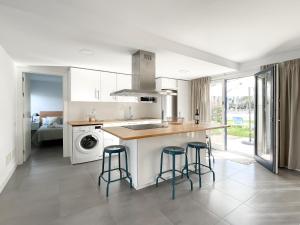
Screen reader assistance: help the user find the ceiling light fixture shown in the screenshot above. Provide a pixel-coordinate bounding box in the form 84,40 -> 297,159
79,48 -> 94,55
178,69 -> 190,74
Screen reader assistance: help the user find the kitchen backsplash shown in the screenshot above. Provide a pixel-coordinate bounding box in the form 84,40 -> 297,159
68,101 -> 161,121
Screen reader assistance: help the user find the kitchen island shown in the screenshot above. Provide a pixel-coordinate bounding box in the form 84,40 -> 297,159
102,122 -> 228,190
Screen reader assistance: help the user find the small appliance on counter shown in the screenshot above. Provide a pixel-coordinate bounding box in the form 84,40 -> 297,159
88,108 -> 96,122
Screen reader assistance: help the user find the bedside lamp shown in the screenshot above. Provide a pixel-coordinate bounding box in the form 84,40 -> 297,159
32,113 -> 40,122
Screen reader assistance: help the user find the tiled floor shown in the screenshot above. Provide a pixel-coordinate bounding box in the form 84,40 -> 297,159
1,144 -> 300,225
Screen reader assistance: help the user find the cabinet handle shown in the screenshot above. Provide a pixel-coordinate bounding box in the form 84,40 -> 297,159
97,90 -> 100,100
94,89 -> 97,99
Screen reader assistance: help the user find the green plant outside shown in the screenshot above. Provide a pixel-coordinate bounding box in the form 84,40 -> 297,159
210,119 -> 254,138
227,120 -> 254,137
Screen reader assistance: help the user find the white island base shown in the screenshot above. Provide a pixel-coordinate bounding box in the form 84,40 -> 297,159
120,131 -> 207,190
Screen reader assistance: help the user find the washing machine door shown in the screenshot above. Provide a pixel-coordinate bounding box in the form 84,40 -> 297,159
76,133 -> 99,153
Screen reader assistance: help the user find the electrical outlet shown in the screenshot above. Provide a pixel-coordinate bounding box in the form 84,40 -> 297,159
5,152 -> 12,166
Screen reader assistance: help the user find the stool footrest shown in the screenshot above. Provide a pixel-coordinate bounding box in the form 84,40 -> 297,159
100,175 -> 131,183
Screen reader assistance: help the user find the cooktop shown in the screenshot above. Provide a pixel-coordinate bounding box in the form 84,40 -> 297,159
122,124 -> 166,130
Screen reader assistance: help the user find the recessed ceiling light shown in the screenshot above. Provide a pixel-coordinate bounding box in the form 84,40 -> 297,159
79,48 -> 94,55
178,69 -> 190,74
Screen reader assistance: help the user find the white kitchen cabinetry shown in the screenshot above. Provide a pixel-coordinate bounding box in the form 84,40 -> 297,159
156,77 -> 178,90
103,131 -> 120,147
70,68 -> 100,102
100,72 -> 117,102
177,80 -> 191,121
116,74 -> 137,103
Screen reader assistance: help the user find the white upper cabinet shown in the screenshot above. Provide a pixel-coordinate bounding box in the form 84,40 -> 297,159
156,77 -> 178,90
116,74 -> 137,102
70,68 -> 100,102
177,80 -> 191,121
100,72 -> 117,102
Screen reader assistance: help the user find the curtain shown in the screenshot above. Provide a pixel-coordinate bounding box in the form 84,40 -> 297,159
278,59 -> 300,169
261,59 -> 300,170
191,77 -> 211,122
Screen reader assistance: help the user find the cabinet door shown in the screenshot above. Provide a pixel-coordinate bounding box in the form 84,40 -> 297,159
70,68 -> 100,102
116,74 -> 137,102
100,72 -> 117,102
177,80 -> 191,121
103,131 -> 120,147
156,77 -> 178,90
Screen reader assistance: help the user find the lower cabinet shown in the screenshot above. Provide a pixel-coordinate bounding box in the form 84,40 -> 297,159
103,131 -> 120,148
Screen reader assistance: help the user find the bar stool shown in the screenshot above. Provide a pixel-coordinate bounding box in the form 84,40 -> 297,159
98,145 -> 132,197
156,146 -> 193,200
184,141 -> 215,188
206,135 -> 215,164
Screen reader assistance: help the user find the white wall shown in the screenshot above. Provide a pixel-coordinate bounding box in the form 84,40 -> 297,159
0,46 -> 17,193
30,79 -> 63,114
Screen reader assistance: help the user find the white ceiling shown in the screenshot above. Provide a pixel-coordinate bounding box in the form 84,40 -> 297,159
1,0 -> 300,79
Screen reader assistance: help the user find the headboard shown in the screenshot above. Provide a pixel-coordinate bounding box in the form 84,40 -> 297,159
40,111 -> 63,118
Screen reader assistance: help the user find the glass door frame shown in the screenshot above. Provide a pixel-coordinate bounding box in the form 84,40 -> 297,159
211,75 -> 255,152
210,79 -> 226,151
254,66 -> 279,173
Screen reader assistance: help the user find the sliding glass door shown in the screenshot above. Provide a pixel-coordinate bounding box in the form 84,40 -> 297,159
210,80 -> 225,150
226,76 -> 255,156
210,76 -> 255,157
254,66 -> 278,173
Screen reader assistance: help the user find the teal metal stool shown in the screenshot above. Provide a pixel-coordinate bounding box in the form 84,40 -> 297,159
183,141 -> 215,188
156,146 -> 193,200
98,145 -> 132,197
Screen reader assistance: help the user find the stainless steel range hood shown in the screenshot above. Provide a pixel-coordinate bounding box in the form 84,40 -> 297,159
110,50 -> 160,97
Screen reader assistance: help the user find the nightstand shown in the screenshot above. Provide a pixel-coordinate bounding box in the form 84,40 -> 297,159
31,122 -> 40,131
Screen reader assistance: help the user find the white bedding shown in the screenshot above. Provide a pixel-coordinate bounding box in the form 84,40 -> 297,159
32,124 -> 63,145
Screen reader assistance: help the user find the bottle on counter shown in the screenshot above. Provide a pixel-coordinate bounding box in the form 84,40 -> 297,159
194,108 -> 200,124
89,108 -> 96,122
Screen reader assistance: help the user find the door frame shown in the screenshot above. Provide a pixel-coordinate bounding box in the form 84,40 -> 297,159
16,66 -> 69,164
254,65 -> 279,173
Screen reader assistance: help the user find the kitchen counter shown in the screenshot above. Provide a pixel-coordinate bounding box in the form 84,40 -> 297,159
68,118 -> 161,126
103,122 -> 228,140
107,122 -> 228,190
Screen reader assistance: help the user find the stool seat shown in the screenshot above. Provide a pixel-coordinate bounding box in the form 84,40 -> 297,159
187,142 -> 207,149
104,145 -> 126,153
163,146 -> 185,155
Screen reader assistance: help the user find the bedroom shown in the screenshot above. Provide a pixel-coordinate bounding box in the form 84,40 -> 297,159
26,73 -> 64,160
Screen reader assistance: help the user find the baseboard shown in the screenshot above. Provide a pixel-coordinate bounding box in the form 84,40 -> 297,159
0,162 -> 17,194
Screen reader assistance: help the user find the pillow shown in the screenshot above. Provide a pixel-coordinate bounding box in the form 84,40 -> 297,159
42,117 -> 57,126
56,117 -> 63,125
41,117 -> 49,126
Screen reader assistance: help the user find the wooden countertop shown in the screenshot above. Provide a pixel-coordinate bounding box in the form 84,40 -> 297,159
68,118 -> 160,126
102,122 -> 229,140
68,121 -> 104,126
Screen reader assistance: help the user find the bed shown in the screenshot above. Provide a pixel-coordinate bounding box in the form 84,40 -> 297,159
31,111 -> 63,145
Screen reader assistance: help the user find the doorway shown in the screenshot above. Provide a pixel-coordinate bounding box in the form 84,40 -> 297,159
226,76 -> 255,157
23,73 -> 64,162
210,76 -> 255,158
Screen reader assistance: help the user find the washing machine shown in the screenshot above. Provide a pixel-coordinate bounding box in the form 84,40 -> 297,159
72,125 -> 103,164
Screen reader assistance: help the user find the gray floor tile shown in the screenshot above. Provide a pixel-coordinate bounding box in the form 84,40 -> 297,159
160,195 -> 221,225
225,204 -> 300,225
190,188 -> 242,217
2,144 -> 300,225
